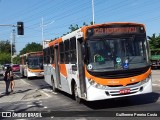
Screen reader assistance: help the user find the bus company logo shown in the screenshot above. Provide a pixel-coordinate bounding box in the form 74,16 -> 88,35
130,78 -> 136,82
107,80 -> 119,84
2,112 -> 11,117
2,112 -> 42,118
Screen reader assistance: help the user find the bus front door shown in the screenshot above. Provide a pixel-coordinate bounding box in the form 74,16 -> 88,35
54,46 -> 61,88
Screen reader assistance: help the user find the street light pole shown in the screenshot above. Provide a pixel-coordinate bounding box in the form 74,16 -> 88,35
41,17 -> 44,42
41,17 -> 55,42
10,29 -> 16,64
92,0 -> 95,25
11,30 -> 12,64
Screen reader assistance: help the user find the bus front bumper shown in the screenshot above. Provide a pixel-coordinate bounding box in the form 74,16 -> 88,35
86,78 -> 152,101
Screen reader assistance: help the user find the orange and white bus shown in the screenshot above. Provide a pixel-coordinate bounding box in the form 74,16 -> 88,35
20,51 -> 44,79
43,22 -> 152,102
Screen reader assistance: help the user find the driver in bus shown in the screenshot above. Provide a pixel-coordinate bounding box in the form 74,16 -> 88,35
93,43 -> 110,63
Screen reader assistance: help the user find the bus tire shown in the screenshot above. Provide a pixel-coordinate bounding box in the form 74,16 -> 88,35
51,76 -> 57,92
74,83 -> 81,103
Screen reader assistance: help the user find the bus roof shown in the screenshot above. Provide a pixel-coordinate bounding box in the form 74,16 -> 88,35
20,51 -> 43,57
47,22 -> 145,48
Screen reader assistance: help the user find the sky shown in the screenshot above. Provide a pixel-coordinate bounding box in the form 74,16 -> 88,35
0,0 -> 160,54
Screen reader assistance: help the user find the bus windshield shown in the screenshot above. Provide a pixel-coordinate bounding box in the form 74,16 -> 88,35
87,37 -> 149,71
28,56 -> 43,69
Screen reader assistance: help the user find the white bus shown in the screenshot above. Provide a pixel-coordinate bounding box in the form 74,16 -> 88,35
43,22 -> 152,103
20,51 -> 44,79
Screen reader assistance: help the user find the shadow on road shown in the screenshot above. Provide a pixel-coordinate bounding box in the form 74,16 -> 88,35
51,89 -> 159,110
0,89 -> 32,98
82,92 -> 159,110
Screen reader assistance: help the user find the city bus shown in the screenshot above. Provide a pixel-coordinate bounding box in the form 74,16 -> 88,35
20,51 -> 44,79
43,22 -> 152,102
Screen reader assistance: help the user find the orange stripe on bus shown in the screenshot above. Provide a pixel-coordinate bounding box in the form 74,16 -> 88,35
59,64 -> 67,77
51,64 -> 67,77
28,68 -> 43,73
85,68 -> 151,86
49,38 -> 62,47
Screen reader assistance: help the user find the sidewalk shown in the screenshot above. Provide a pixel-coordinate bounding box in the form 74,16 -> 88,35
0,77 -> 50,103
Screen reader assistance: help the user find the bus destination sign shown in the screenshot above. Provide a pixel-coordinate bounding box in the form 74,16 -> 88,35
29,53 -> 43,57
88,26 -> 145,36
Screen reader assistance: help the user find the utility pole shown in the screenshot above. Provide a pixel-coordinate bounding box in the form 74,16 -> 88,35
41,17 -> 44,43
92,0 -> 95,25
0,22 -> 24,64
10,29 -> 16,64
40,17 -> 54,42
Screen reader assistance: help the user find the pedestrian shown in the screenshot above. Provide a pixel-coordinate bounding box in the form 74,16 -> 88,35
3,66 -> 11,95
9,67 -> 15,93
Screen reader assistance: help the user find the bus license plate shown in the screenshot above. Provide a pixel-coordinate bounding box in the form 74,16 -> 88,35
120,88 -> 130,94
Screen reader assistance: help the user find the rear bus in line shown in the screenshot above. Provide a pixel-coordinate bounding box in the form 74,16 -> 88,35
20,51 -> 44,79
43,22 -> 152,102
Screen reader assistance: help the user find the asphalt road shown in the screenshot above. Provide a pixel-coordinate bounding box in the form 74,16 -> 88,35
0,70 -> 159,120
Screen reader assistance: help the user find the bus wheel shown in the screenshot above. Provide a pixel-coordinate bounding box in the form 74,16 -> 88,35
74,83 -> 81,103
51,77 -> 57,92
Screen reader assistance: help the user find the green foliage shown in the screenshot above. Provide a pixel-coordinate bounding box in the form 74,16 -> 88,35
0,53 -> 11,64
0,40 -> 16,54
19,42 -> 42,55
148,34 -> 160,50
13,55 -> 20,64
69,24 -> 79,32
0,40 -> 16,64
68,21 -> 95,33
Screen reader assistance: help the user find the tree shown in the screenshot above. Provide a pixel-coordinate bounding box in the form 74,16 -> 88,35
13,55 -> 20,64
0,40 -> 15,64
19,42 -> 42,55
148,34 -> 160,50
83,22 -> 88,26
69,24 -> 79,32
0,40 -> 16,54
68,21 -> 95,33
0,53 -> 11,64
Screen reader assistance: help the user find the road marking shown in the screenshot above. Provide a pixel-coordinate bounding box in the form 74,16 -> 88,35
42,88 -> 57,95
39,103 -> 43,106
44,106 -> 47,109
75,118 -> 87,120
34,101 -> 42,103
27,105 -> 36,107
152,84 -> 160,87
20,79 -> 31,85
8,110 -> 14,112
39,89 -> 51,97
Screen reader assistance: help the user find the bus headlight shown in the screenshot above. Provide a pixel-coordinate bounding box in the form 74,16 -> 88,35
88,78 -> 108,89
88,78 -> 96,85
141,74 -> 151,85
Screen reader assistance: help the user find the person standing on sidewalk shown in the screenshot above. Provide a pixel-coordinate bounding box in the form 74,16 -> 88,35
9,67 -> 15,93
3,66 -> 11,95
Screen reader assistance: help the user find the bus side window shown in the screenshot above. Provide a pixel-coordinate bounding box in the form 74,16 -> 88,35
47,47 -> 50,64
50,46 -> 54,64
59,42 -> 64,64
43,48 -> 47,64
70,37 -> 77,64
64,40 -> 70,64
